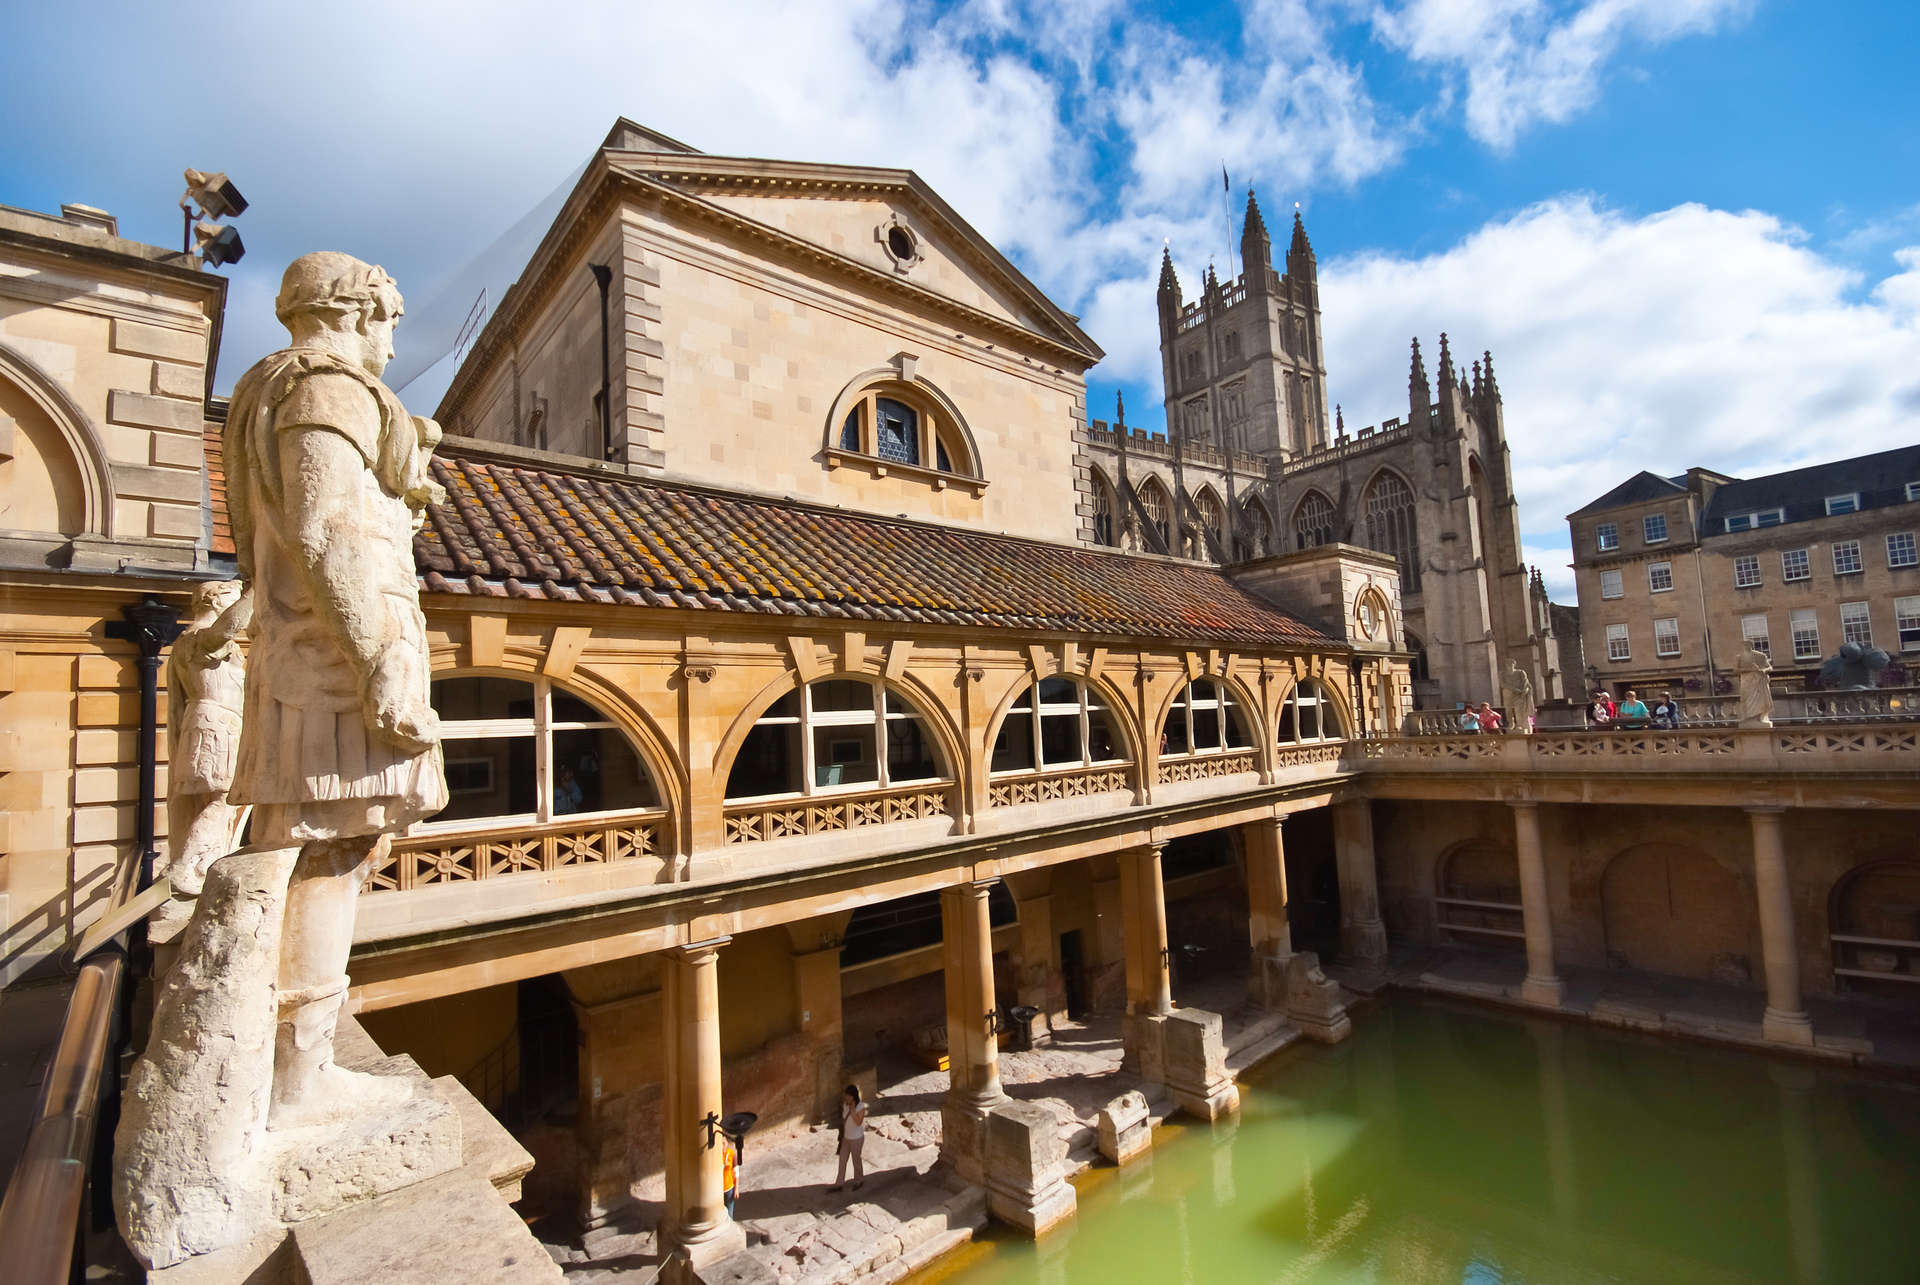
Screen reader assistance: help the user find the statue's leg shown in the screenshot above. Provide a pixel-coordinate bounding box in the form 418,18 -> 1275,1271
269,832 -> 408,1130
150,792 -> 232,945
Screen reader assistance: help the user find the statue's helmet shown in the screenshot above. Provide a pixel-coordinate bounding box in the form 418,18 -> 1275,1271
274,251 -> 402,330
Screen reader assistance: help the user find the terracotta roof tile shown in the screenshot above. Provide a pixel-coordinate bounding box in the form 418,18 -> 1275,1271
415,456 -> 1333,649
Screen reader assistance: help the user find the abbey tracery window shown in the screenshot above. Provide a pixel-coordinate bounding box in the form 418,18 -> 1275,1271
991,677 -> 1127,774
1196,490 -> 1225,553
1362,471 -> 1422,593
1160,678 -> 1253,757
428,675 -> 660,828
1240,500 -> 1273,559
1093,475 -> 1117,546
1139,481 -> 1172,548
1277,678 -> 1345,744
1293,490 -> 1335,550
726,678 -> 946,801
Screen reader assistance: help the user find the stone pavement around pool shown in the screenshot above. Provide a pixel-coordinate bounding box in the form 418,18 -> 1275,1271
539,976 -> 1301,1283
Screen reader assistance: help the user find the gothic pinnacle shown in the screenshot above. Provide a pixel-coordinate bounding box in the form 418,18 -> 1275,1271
1437,332 -> 1455,388
1289,206 -> 1312,259
1482,349 -> 1500,400
1157,242 -> 1180,296
1243,189 -> 1269,242
1409,336 -> 1429,396
1116,389 -> 1126,427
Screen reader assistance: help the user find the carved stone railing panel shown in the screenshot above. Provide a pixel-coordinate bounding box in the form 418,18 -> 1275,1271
988,764 -> 1133,809
1777,687 -> 1919,723
1273,742 -> 1346,770
367,813 -> 668,894
723,782 -> 953,845
1776,727 -> 1920,755
1359,723 -> 1920,773
1158,750 -> 1258,783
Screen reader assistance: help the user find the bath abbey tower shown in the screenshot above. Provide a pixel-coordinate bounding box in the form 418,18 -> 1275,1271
1076,193 -> 1564,711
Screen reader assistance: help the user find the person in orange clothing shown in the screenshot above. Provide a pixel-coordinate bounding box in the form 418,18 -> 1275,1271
722,1131 -> 739,1220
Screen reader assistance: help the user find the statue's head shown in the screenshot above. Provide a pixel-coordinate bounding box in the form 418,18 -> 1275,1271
1839,641 -> 1863,662
275,252 -> 404,377
190,579 -> 243,621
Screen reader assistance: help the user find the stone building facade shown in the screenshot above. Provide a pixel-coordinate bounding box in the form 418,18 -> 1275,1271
1568,445 -> 1920,694
1074,194 -> 1561,713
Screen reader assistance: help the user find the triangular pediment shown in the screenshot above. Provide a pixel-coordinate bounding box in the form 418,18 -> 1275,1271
606,153 -> 1101,364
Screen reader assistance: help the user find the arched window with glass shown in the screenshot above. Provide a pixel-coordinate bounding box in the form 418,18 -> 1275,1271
428,675 -> 661,828
991,677 -> 1128,775
834,381 -> 977,479
1293,490 -> 1336,551
1240,498 -> 1273,559
726,677 -> 948,802
1277,678 -> 1346,744
1092,473 -> 1118,547
1195,489 -> 1225,556
1159,678 -> 1254,758
1138,479 -> 1173,549
1362,469 -> 1421,592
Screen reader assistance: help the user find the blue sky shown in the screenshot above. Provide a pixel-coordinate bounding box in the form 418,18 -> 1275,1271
3,0 -> 1917,598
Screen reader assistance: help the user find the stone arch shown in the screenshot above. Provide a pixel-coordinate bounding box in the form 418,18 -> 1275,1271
1829,859 -> 1920,996
1149,668 -> 1265,755
1291,488 -> 1336,551
1359,466 -> 1421,593
712,667 -> 967,797
1600,843 -> 1757,983
0,340 -> 115,539
425,654 -> 687,827
823,366 -> 983,477
982,668 -> 1143,773
1239,495 -> 1274,559
1435,838 -> 1524,951
1274,675 -> 1350,743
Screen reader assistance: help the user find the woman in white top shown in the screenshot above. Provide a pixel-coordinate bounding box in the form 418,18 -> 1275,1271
828,1084 -> 867,1192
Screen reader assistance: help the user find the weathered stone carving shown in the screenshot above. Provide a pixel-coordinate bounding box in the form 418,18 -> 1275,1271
1284,951 -> 1353,1043
150,579 -> 251,945
1096,1090 -> 1151,1166
116,252 -> 452,1268
1501,660 -> 1536,735
1818,640 -> 1891,691
1736,645 -> 1774,728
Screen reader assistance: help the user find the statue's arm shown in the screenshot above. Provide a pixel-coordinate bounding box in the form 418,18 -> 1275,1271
206,588 -> 253,652
276,382 -> 433,752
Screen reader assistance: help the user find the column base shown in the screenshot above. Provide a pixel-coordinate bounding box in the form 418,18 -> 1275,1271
939,1092 -> 1006,1187
1764,1007 -> 1816,1047
1251,952 -> 1290,1012
1520,974 -> 1566,1008
1120,1011 -> 1169,1085
1339,918 -> 1389,967
660,1217 -> 748,1284
983,1100 -> 1077,1238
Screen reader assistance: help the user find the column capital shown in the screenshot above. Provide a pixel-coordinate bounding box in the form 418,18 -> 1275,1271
1745,804 -> 1787,817
942,877 -> 1000,901
666,935 -> 732,963
1509,799 -> 1540,814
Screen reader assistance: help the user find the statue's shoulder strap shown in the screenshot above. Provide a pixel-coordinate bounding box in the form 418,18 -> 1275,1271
271,352 -> 385,467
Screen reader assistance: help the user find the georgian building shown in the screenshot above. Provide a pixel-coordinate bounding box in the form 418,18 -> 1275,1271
1568,445 -> 1920,694
1076,193 -> 1563,713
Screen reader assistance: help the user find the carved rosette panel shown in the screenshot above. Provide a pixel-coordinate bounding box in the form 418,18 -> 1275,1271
1159,750 -> 1258,783
723,783 -> 953,845
365,815 -> 665,894
988,765 -> 1133,808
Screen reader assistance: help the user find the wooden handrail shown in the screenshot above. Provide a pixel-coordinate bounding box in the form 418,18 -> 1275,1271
0,945 -> 126,1285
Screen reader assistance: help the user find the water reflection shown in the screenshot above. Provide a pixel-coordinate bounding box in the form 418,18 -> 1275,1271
926,996 -> 1920,1285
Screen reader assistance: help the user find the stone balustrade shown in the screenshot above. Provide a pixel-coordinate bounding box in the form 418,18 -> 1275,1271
1157,749 -> 1259,783
988,764 -> 1133,808
367,812 -> 668,894
1406,687 -> 1920,736
722,781 -> 954,845
1355,725 -> 1920,773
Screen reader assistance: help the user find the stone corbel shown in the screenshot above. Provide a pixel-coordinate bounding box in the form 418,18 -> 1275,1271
1086,646 -> 1109,682
1027,643 -> 1053,680
884,638 -> 914,681
786,635 -> 826,683
1183,651 -> 1203,681
679,663 -> 717,684
543,625 -> 592,680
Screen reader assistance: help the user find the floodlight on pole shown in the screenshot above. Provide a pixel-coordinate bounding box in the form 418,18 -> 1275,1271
179,167 -> 248,268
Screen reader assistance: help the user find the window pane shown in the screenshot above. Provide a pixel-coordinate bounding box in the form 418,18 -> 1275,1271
1279,700 -> 1299,743
553,726 -> 658,813
1162,688 -> 1191,756
840,409 -> 861,451
992,706 -> 1037,772
728,722 -> 802,798
1223,697 -> 1252,749
811,679 -> 877,716
885,713 -> 940,783
1040,712 -> 1081,766
1037,676 -> 1077,707
1087,707 -> 1123,762
433,676 -> 535,724
1297,699 -> 1321,741
1189,681 -> 1220,749
763,690 -> 801,720
814,723 -> 878,788
874,397 -> 920,466
551,691 -> 609,725
434,734 -> 536,823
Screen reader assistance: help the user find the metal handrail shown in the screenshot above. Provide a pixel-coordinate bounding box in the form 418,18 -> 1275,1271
0,943 -> 128,1285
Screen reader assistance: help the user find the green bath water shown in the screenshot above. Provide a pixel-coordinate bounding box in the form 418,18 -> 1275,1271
924,996 -> 1920,1284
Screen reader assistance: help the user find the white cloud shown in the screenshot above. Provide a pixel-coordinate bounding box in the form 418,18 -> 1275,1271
1319,196 -> 1920,600
1370,0 -> 1753,148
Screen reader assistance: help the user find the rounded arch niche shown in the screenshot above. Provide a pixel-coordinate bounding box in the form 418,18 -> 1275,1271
0,341 -> 115,541
824,366 -> 984,487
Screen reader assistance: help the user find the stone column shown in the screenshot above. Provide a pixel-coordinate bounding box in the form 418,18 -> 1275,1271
1512,802 -> 1565,1007
940,880 -> 1008,1184
661,938 -> 744,1275
1333,800 -> 1389,964
1750,807 -> 1815,1046
1119,843 -> 1173,1081
1244,817 -> 1292,1010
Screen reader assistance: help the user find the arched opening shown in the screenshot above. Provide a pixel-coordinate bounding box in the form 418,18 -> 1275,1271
1435,840 -> 1524,951
725,676 -> 949,801
427,674 -> 662,828
1292,489 -> 1336,551
990,676 -> 1129,776
1092,470 -> 1119,547
1238,497 -> 1274,560
1137,477 -> 1173,550
1601,844 -> 1757,983
1830,860 -> 1920,996
1361,469 -> 1421,593
1277,677 -> 1347,744
839,884 -> 1019,1067
1159,677 -> 1255,759
1193,487 -> 1226,556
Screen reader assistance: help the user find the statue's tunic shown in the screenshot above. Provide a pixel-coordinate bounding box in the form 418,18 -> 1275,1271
168,628 -> 244,795
225,349 -> 446,844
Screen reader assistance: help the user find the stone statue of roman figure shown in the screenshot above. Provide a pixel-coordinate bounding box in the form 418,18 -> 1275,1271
1736,644 -> 1774,728
1501,660 -> 1536,734
116,253 -> 451,1267
149,579 -> 251,946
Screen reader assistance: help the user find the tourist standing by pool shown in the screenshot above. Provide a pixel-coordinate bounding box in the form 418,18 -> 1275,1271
828,1085 -> 867,1193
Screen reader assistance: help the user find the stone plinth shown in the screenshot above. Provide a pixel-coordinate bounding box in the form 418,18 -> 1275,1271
1120,1011 -> 1168,1085
1096,1090 -> 1151,1166
983,1100 -> 1076,1237
1162,1010 -> 1239,1122
939,1096 -> 999,1188
1284,952 -> 1352,1044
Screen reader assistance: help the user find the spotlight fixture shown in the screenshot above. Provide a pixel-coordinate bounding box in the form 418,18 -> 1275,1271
178,167 -> 249,268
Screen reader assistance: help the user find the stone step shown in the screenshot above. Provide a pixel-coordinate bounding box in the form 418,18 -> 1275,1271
291,1169 -> 560,1284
